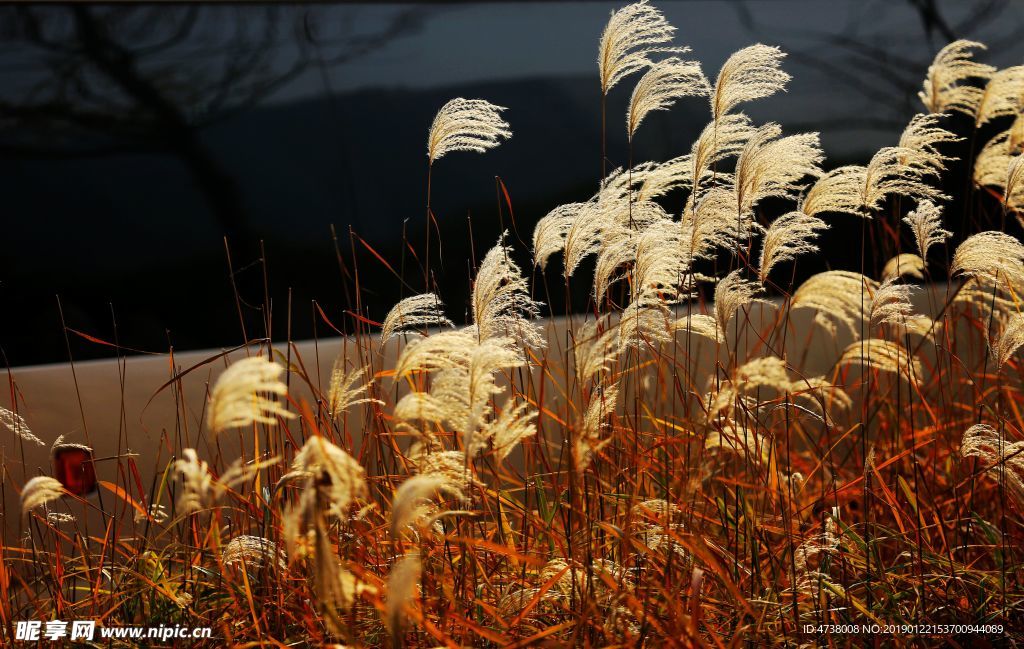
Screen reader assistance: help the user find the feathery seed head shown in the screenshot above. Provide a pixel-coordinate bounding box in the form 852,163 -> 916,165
208,357 -> 295,435
992,312 -> 1024,371
882,254 -> 926,281
291,436 -> 367,519
902,200 -> 950,260
711,44 -> 790,120
627,56 -> 709,138
838,339 -> 923,384
386,555 -> 422,638
919,40 -> 994,115
175,448 -> 213,514
427,98 -> 510,164
1,406 -> 43,446
735,124 -> 823,216
533,203 -> 583,270
792,271 -> 877,339
898,113 -> 960,175
20,476 -> 64,514
327,363 -> 380,419
715,270 -> 764,333
473,233 -> 544,348
598,1 -> 682,95
381,294 -> 453,342
951,231 -> 1024,288
758,210 -> 828,283
975,65 -> 1024,126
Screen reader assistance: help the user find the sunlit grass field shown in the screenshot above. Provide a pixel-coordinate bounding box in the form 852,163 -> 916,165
4,2 -> 1024,646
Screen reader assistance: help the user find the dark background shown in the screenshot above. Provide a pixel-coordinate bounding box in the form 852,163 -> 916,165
1,1 -> 1022,366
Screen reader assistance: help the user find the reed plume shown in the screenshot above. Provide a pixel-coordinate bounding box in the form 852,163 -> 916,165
673,313 -> 722,343
533,202 -> 584,270
1011,115 -> 1024,153
427,98 -> 511,164
734,123 -> 823,216
619,301 -> 674,351
386,554 -> 422,642
395,328 -> 478,377
576,384 -> 620,470
328,363 -> 379,419
838,339 -> 923,383
175,449 -> 214,514
758,210 -> 828,283
882,254 -> 926,281
20,476 -> 64,513
381,294 -> 453,342
715,270 -> 764,334
801,165 -> 870,218
974,131 -> 1014,191
223,535 -> 286,570
391,475 -> 456,538
869,278 -> 917,330
689,114 -> 755,193
975,65 -> 1024,126
682,186 -> 754,269
483,398 -> 537,462
992,312 -> 1024,371
961,424 -> 1024,503
630,219 -> 686,305
291,437 -> 367,517
1008,154 -> 1024,215
951,231 -> 1024,288
902,199 -> 950,261
792,271 -> 877,338
627,56 -> 708,139
598,0 -> 680,95
710,44 -> 790,120
919,40 -> 994,115
572,322 -> 618,391
208,357 -> 295,435
473,233 -> 543,348
1,406 -> 43,446
636,154 -> 693,200
898,113 -> 960,175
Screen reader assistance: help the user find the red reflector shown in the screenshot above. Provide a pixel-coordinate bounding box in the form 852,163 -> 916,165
53,446 -> 97,496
